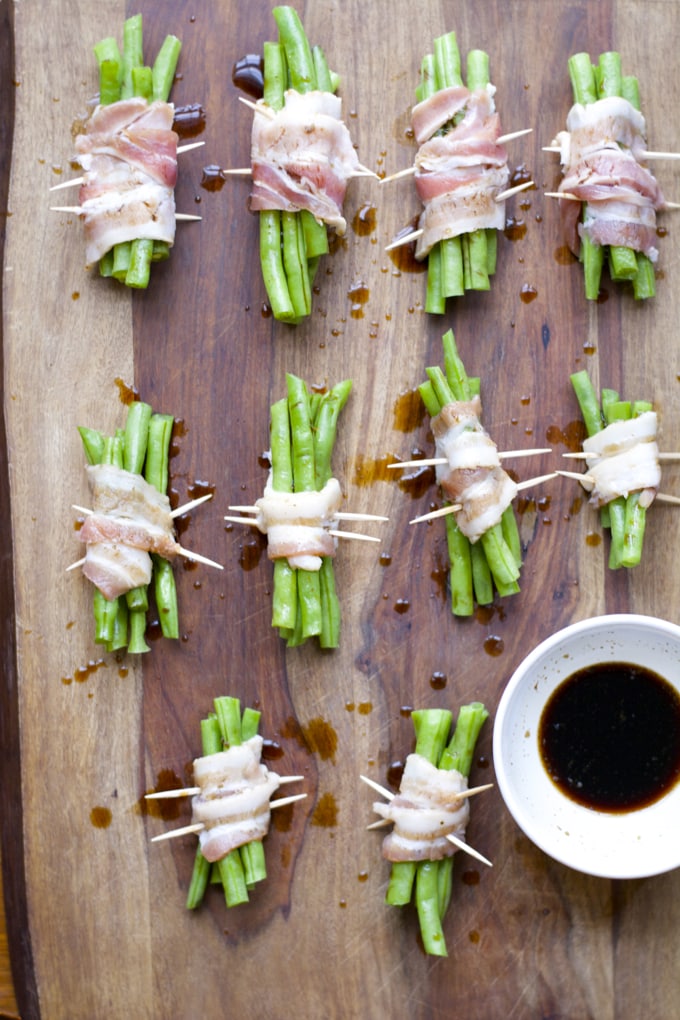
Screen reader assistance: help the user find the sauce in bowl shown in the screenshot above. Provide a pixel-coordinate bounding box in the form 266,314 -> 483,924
538,662 -> 680,812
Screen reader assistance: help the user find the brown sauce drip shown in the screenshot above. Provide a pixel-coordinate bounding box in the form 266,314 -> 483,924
90,806 -> 112,829
62,658 -> 107,685
483,635 -> 504,657
504,217 -> 527,242
114,378 -> 139,405
352,203 -> 377,236
311,791 -> 338,827
387,760 -> 405,789
140,769 -> 185,821
546,420 -> 586,452
348,279 -> 370,318
173,103 -> 206,138
231,54 -> 264,99
554,245 -> 577,266
353,451 -> 434,500
201,164 -> 226,192
300,717 -> 338,763
392,388 -> 426,432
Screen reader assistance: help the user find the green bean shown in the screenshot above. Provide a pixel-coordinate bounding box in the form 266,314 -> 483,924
259,12 -> 336,321
131,65 -> 152,101
126,239 -> 154,289
93,589 -> 119,645
416,862 -> 447,955
152,35 -> 182,102
571,371 -> 653,568
385,704 -> 488,956
273,6 -> 317,92
567,52 -> 656,299
313,380 -> 352,487
281,211 -> 311,319
92,19 -> 182,287
420,330 -> 523,613
121,14 -> 143,99
123,401 -> 152,474
78,426 -> 106,465
127,607 -> 150,654
470,540 -> 494,605
446,515 -> 474,616
260,212 -> 297,322
144,413 -> 173,494
153,555 -> 179,639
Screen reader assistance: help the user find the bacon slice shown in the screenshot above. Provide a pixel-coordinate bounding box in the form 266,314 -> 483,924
249,89 -> 361,235
431,397 -> 518,543
374,753 -> 470,863
579,411 -> 660,508
553,97 -> 665,259
411,86 -> 510,259
75,97 -> 178,265
252,474 -> 343,571
191,736 -> 281,864
80,463 -> 179,599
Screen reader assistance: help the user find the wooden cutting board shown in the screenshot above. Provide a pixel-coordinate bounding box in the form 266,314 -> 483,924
3,2 -> 680,1017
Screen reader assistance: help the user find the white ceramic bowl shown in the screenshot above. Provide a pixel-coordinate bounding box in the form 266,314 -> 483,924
493,614 -> 680,879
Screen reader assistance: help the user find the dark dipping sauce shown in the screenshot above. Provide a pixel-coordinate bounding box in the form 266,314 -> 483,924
538,662 -> 680,813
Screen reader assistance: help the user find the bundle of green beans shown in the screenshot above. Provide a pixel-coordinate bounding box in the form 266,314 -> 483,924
78,400 -> 178,653
419,330 -> 522,615
259,6 -> 340,323
416,32 -> 500,313
567,51 -> 656,300
91,14 -> 182,288
268,373 -> 352,647
186,696 -> 267,910
384,703 -> 488,956
571,370 -> 652,568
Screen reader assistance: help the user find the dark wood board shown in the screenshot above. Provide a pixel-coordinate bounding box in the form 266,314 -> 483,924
3,1 -> 680,1017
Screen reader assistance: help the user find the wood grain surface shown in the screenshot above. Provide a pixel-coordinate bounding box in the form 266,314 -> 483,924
2,2 -> 680,1018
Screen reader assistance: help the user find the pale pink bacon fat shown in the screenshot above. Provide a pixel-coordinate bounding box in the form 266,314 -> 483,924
374,753 -> 470,863
431,396 -> 518,544
80,463 -> 179,600
191,736 -> 281,863
580,410 -> 660,509
252,474 -> 343,571
553,97 -> 666,259
75,97 -> 178,266
411,85 -> 510,259
249,89 -> 361,235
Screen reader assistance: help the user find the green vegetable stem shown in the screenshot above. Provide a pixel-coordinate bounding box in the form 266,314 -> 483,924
570,370 -> 652,568
77,400 -> 178,653
415,32 -> 501,313
417,330 -> 522,615
267,374 -> 351,647
93,14 -> 182,288
566,51 -> 655,300
384,703 -> 488,956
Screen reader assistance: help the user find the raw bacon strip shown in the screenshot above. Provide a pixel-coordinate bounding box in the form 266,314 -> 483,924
570,370 -> 658,569
80,463 -> 180,600
192,736 -> 281,864
375,753 -> 470,863
580,410 -> 660,508
250,89 -> 360,235
252,474 -> 342,570
431,396 -> 518,543
413,87 -> 509,259
551,52 -> 664,299
75,97 -> 178,266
